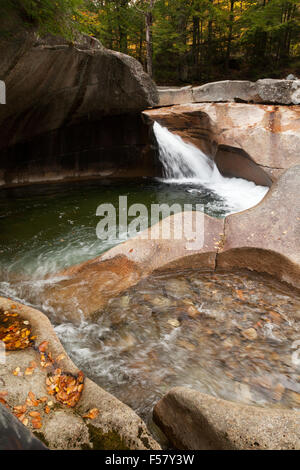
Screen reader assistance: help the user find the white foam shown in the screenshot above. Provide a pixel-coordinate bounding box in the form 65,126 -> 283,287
153,121 -> 269,214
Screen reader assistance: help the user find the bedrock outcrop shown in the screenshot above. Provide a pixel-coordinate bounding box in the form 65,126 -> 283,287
43,165 -> 299,320
0,31 -> 158,149
41,212 -> 223,320
0,297 -> 160,450
218,165 -> 300,289
0,13 -> 159,186
153,387 -> 300,450
144,103 -> 300,181
158,79 -> 300,107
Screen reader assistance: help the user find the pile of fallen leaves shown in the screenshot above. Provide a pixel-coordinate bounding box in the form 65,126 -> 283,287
38,341 -> 85,408
1,390 -> 54,429
0,307 -> 34,351
0,306 -> 101,430
46,369 -> 84,408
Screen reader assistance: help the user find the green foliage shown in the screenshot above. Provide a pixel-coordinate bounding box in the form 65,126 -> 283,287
3,0 -> 87,40
87,0 -> 299,83
2,0 -> 300,81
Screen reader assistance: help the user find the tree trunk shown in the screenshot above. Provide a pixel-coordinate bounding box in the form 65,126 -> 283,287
145,0 -> 154,78
119,0 -> 128,54
225,0 -> 235,71
192,16 -> 200,66
138,23 -> 144,64
207,0 -> 214,79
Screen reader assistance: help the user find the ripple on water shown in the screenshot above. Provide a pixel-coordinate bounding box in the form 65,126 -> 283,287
48,269 -> 300,422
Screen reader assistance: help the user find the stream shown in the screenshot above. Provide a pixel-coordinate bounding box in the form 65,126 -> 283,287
2,122 -> 296,430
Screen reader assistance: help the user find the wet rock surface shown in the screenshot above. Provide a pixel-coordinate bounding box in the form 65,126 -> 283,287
41,212 -> 222,319
0,297 -> 160,450
219,165 -> 300,289
153,387 -> 300,450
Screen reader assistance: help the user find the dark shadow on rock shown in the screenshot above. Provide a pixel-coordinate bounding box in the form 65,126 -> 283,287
0,403 -> 48,450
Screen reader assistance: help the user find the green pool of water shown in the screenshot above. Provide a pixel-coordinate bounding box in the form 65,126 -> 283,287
0,177 -> 228,281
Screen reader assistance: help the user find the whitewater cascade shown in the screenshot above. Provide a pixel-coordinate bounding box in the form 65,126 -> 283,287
153,121 -> 269,214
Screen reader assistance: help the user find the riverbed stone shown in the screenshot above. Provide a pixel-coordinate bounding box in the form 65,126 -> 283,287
153,387 -> 300,450
0,297 -> 160,450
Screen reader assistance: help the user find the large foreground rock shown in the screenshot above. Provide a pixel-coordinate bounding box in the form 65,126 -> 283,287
0,403 -> 47,450
153,387 -> 300,450
144,103 -> 300,181
0,32 -> 157,150
0,12 -> 159,186
0,297 -> 160,450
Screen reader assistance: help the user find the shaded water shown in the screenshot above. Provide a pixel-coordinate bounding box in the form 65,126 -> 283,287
52,269 -> 300,422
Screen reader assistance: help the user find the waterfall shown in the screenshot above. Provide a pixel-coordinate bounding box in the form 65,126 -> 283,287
153,121 -> 269,214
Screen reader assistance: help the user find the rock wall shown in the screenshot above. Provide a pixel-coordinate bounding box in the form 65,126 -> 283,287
158,79 -> 300,107
0,16 -> 159,186
144,103 -> 300,183
0,113 -> 162,187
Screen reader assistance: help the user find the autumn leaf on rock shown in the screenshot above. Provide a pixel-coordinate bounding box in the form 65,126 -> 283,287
83,408 -> 99,420
26,391 -> 39,407
25,367 -> 35,375
38,341 -> 49,353
55,354 -> 65,363
0,308 -> 33,350
31,418 -> 42,429
46,370 -> 84,408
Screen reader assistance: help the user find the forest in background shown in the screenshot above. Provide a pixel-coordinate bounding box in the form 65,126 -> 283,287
2,0 -> 300,84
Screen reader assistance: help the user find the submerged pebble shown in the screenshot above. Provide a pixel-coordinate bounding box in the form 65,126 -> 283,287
51,269 -> 300,421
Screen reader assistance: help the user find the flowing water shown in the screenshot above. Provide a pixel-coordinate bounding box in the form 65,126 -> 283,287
153,122 -> 269,213
0,121 -> 286,431
49,269 -> 300,422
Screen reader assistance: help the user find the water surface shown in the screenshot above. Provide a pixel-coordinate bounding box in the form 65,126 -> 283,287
0,177 -> 232,281
52,269 -> 300,421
